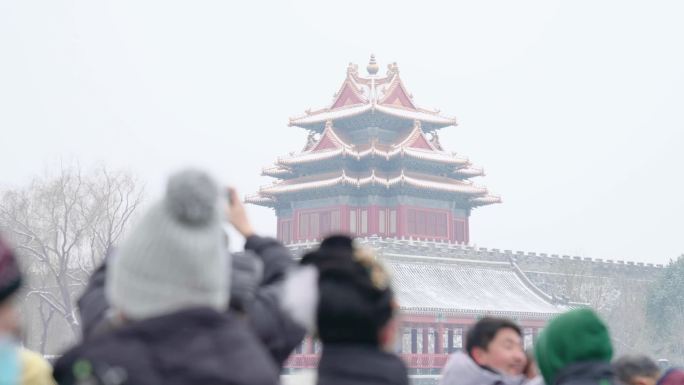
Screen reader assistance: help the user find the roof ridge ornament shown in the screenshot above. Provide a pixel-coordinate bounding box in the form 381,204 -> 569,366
303,131 -> 318,151
347,62 -> 359,76
429,132 -> 443,151
387,62 -> 399,77
367,54 -> 379,75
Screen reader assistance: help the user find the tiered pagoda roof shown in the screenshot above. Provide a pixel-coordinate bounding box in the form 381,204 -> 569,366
247,55 -> 500,210
289,58 -> 457,132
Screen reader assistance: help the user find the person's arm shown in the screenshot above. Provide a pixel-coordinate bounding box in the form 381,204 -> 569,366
227,188 -> 305,366
77,250 -> 113,340
244,235 -> 294,285
227,188 -> 295,284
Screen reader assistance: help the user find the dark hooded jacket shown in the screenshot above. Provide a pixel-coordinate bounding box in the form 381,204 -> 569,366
553,362 -> 616,385
295,235 -> 409,385
77,235 -> 305,366
54,307 -> 279,385
242,235 -> 306,364
317,345 -> 409,385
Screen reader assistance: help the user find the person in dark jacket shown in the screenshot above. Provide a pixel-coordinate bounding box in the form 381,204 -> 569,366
535,308 -> 616,385
614,355 -> 661,385
76,187 -> 305,367
614,355 -> 684,385
53,169 -> 279,385
657,370 -> 684,385
282,235 -> 409,385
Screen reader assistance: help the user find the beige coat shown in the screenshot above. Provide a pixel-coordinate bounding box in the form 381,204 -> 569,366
20,348 -> 55,385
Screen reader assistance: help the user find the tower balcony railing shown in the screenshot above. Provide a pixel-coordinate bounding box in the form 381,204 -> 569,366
400,353 -> 451,369
285,354 -> 320,369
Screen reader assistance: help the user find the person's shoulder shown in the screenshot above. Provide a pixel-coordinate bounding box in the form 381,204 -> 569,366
19,348 -> 56,385
53,329 -> 152,382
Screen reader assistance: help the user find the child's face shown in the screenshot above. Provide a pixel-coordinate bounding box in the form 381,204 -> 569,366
0,299 -> 19,337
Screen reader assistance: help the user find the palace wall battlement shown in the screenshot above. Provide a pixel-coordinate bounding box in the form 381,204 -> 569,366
288,235 -> 662,279
288,235 -> 663,306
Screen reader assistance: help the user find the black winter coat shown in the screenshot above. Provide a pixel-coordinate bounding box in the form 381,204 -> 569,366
54,308 -> 279,385
317,345 -> 409,385
554,362 -> 617,385
243,235 -> 306,365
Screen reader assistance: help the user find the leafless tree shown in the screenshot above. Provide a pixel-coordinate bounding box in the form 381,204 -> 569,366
550,261 -> 657,357
0,163 -> 143,353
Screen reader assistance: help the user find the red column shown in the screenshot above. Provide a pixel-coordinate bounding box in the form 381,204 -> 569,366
341,206 -> 349,233
422,327 -> 429,354
293,210 -> 300,242
397,205 -> 406,237
369,205 -> 378,235
465,217 -> 470,244
436,324 -> 444,354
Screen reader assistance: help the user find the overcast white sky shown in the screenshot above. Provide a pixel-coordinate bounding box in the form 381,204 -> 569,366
1,1 -> 682,264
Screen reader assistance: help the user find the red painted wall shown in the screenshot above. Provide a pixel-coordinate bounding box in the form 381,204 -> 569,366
278,204 -> 470,244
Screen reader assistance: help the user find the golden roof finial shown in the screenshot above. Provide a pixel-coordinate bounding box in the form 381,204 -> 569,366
366,54 -> 379,75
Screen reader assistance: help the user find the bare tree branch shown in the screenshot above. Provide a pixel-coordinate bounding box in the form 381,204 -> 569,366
0,162 -> 144,353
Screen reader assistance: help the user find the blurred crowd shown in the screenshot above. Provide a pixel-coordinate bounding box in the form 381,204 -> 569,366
0,169 -> 679,385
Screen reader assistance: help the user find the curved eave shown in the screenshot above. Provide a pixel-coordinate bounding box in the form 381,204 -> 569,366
289,104 -> 371,129
289,104 -> 457,131
470,195 -> 502,207
277,147 -> 469,167
375,104 -> 457,128
245,194 -> 276,207
403,148 -> 469,165
453,167 -> 485,177
257,174 -> 349,195
261,166 -> 294,178
278,148 -> 345,166
256,173 -> 489,197
401,175 -> 486,194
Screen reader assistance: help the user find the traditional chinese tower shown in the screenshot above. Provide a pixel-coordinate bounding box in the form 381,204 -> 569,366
247,55 -> 500,244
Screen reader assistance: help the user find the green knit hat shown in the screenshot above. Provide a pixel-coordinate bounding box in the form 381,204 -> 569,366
535,308 -> 613,385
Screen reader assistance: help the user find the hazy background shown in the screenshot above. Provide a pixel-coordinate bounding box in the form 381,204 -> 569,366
1,0 -> 682,264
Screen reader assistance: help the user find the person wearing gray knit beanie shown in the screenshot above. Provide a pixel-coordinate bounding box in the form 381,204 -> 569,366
106,169 -> 229,320
54,169 -> 280,385
72,179 -> 306,371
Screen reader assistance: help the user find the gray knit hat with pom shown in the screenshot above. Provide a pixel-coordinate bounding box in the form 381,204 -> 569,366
106,169 -> 229,320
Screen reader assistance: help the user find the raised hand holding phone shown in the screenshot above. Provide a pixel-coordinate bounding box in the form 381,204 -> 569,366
226,187 -> 255,238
